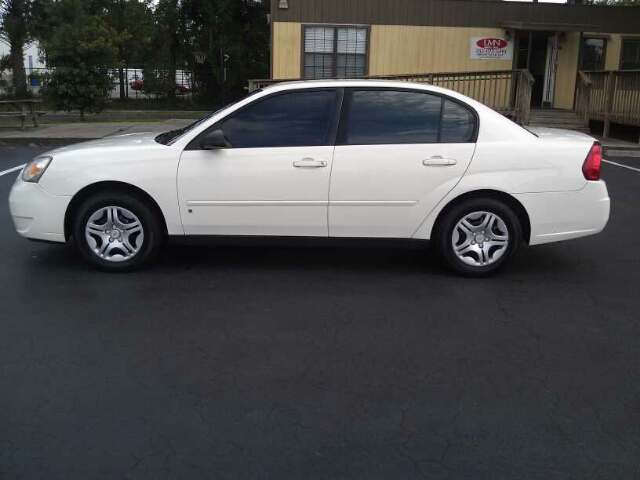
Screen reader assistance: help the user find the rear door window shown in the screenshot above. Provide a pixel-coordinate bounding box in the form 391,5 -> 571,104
345,90 -> 442,145
343,89 -> 476,145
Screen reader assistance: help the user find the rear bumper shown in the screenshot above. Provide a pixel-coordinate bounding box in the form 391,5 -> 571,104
514,181 -> 610,245
8,177 -> 70,243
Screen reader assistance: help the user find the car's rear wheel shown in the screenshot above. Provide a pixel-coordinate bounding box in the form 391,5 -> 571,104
73,192 -> 163,272
436,198 -> 522,277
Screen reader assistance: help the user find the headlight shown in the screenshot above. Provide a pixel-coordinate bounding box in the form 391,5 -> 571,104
22,156 -> 53,183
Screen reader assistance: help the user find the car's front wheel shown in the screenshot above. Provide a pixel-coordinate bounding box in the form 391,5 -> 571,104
436,198 -> 522,277
73,192 -> 163,272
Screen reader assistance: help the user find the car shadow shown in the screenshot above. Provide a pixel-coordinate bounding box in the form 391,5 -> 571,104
24,238 -> 593,280
157,242 -> 445,275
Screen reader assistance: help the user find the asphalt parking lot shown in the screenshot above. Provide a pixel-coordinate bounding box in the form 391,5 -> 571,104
1,145 -> 639,479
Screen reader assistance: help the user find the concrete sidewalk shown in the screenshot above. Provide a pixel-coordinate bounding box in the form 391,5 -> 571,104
0,119 -> 194,145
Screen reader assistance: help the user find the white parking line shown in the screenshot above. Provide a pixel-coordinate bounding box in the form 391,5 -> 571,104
603,159 -> 640,173
0,164 -> 26,177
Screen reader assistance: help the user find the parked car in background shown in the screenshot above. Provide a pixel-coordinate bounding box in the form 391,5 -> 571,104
175,84 -> 190,95
9,80 -> 609,276
129,79 -> 190,95
129,79 -> 145,91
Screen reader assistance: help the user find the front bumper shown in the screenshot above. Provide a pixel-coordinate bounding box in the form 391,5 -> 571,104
9,176 -> 71,243
514,180 -> 610,245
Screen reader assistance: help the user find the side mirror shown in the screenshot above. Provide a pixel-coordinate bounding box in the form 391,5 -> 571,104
200,129 -> 231,150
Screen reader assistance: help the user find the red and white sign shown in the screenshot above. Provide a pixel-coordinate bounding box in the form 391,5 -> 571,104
471,37 -> 513,60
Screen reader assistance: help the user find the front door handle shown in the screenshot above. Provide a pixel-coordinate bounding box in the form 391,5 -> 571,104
422,156 -> 457,166
293,158 -> 327,168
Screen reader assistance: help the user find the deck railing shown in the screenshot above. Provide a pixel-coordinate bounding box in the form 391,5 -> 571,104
576,70 -> 640,137
248,69 -> 535,125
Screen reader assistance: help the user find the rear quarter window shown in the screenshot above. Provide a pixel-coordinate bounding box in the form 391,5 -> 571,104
440,100 -> 476,143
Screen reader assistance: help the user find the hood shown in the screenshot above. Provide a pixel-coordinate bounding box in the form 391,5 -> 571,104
525,127 -> 596,142
46,131 -> 165,156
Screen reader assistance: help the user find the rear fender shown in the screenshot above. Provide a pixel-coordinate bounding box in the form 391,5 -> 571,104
462,140 -> 591,193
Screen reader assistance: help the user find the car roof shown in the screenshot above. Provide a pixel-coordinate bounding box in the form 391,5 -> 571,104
171,79 -> 533,147
255,79 -> 534,143
264,79 -> 434,90
262,79 -> 479,105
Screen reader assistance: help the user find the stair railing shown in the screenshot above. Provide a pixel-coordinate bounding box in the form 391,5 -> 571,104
515,70 -> 535,126
577,69 -> 640,137
575,71 -> 592,128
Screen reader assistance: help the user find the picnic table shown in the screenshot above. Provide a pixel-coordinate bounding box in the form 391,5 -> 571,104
0,99 -> 45,130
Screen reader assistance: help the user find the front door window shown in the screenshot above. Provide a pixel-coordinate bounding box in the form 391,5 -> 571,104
218,90 -> 338,148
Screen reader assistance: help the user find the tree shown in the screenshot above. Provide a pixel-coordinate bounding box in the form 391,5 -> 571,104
180,0 -> 269,105
31,0 -> 271,109
103,0 -> 154,101
0,0 -> 32,98
149,0 -> 184,100
37,0 -> 119,119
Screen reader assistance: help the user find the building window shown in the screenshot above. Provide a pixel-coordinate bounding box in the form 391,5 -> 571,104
579,37 -> 606,71
620,39 -> 640,70
303,26 -> 368,79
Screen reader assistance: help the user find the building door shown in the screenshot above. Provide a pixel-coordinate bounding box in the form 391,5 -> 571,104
543,35 -> 558,107
515,32 -> 553,107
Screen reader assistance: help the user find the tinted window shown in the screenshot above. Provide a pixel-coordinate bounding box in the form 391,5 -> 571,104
440,100 -> 475,143
346,90 -> 441,145
219,90 -> 336,148
580,38 -> 606,71
621,40 -> 640,70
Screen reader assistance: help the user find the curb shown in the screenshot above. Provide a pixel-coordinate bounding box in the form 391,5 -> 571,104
602,146 -> 640,158
602,145 -> 640,152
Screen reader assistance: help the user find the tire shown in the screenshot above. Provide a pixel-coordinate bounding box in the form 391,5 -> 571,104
73,192 -> 163,272
435,198 -> 522,277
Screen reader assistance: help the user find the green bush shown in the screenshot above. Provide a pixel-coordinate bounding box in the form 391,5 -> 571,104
39,0 -> 118,120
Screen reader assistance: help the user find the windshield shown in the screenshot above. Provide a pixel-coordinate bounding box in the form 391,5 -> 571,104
154,89 -> 264,146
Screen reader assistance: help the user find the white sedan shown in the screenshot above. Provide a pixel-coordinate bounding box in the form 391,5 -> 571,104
9,80 -> 609,276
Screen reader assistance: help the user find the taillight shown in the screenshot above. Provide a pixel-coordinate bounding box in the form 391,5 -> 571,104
583,142 -> 603,181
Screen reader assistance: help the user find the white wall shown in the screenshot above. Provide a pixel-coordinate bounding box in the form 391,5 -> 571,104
0,40 -> 47,71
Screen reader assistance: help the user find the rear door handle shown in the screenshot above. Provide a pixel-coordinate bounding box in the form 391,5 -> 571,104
422,156 -> 457,166
293,158 -> 327,168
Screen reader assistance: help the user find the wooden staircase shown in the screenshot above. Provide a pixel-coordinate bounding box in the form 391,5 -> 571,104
529,108 -> 590,133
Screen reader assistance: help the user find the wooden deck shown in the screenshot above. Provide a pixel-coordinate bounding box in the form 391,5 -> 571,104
576,70 -> 640,137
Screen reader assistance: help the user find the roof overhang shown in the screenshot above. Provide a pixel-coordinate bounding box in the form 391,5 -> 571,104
500,21 -> 599,32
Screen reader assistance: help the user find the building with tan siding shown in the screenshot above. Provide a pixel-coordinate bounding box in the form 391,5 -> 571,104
268,0 -> 640,113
